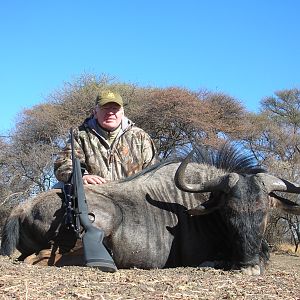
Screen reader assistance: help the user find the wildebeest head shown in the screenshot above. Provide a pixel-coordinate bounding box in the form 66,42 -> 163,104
174,146 -> 300,275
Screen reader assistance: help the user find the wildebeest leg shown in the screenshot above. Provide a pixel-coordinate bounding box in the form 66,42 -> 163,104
22,225 -> 117,271
17,218 -> 77,263
23,241 -> 84,266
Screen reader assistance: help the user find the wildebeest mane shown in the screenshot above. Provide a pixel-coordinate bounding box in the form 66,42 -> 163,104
191,143 -> 266,175
120,143 -> 266,183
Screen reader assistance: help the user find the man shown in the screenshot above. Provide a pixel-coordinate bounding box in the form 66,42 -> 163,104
54,90 -> 158,184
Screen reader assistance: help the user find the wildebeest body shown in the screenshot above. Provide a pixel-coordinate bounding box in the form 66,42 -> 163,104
1,162 -> 228,269
2,146 -> 300,275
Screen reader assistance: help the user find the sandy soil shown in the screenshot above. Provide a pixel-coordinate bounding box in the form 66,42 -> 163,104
0,252 -> 299,300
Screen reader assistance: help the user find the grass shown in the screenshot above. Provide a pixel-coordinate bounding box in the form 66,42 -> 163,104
272,243 -> 300,255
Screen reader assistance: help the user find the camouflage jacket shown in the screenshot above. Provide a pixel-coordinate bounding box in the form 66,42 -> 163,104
54,116 -> 158,183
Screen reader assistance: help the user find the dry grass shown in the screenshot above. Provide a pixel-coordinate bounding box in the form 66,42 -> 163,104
274,243 -> 300,255
0,252 -> 299,300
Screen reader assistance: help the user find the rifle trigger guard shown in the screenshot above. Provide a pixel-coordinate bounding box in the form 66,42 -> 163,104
88,212 -> 95,223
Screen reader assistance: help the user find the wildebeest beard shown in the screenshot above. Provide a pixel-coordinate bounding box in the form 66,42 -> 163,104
213,175 -> 269,268
220,209 -> 266,267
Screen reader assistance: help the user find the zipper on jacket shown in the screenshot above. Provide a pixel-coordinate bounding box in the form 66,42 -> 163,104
107,148 -> 114,179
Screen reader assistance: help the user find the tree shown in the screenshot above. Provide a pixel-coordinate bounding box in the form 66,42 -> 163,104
129,87 -> 247,158
241,88 -> 300,251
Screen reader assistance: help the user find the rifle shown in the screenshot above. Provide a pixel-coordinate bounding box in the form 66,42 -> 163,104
63,128 -> 117,272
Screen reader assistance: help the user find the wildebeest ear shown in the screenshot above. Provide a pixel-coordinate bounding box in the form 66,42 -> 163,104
270,192 -> 300,215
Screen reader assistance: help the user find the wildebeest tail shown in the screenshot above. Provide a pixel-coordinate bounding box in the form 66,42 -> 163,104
0,215 -> 19,256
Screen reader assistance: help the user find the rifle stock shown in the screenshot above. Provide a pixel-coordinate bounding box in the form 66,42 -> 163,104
67,128 -> 117,272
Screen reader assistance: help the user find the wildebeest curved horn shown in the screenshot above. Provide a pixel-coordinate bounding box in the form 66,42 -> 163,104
269,192 -> 300,215
256,173 -> 300,194
175,151 -> 239,193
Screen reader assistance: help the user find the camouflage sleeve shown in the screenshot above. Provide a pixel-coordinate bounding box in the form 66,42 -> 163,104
141,132 -> 159,168
54,130 -> 86,183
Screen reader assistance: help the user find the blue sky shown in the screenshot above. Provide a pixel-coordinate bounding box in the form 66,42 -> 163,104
1,0 -> 299,135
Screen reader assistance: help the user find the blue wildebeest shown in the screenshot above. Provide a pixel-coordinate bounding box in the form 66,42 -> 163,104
1,145 -> 300,275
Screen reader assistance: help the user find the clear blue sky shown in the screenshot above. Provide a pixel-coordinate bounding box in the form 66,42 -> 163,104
1,0 -> 299,135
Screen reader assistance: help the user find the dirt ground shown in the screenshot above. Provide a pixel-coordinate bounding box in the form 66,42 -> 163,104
0,252 -> 299,300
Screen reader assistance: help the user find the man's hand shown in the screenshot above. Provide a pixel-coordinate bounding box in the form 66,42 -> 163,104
82,174 -> 107,185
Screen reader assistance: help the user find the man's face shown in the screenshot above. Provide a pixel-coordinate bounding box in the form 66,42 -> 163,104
95,102 -> 124,131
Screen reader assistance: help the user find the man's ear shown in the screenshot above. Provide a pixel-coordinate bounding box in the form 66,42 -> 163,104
92,106 -> 98,116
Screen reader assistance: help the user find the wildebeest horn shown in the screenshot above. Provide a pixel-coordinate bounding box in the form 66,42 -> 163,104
175,151 -> 239,193
255,173 -> 300,194
256,173 -> 300,215
269,192 -> 300,215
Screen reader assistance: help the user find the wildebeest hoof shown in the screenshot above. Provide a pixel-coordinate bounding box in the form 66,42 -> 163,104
240,264 -> 261,275
198,261 -> 216,268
